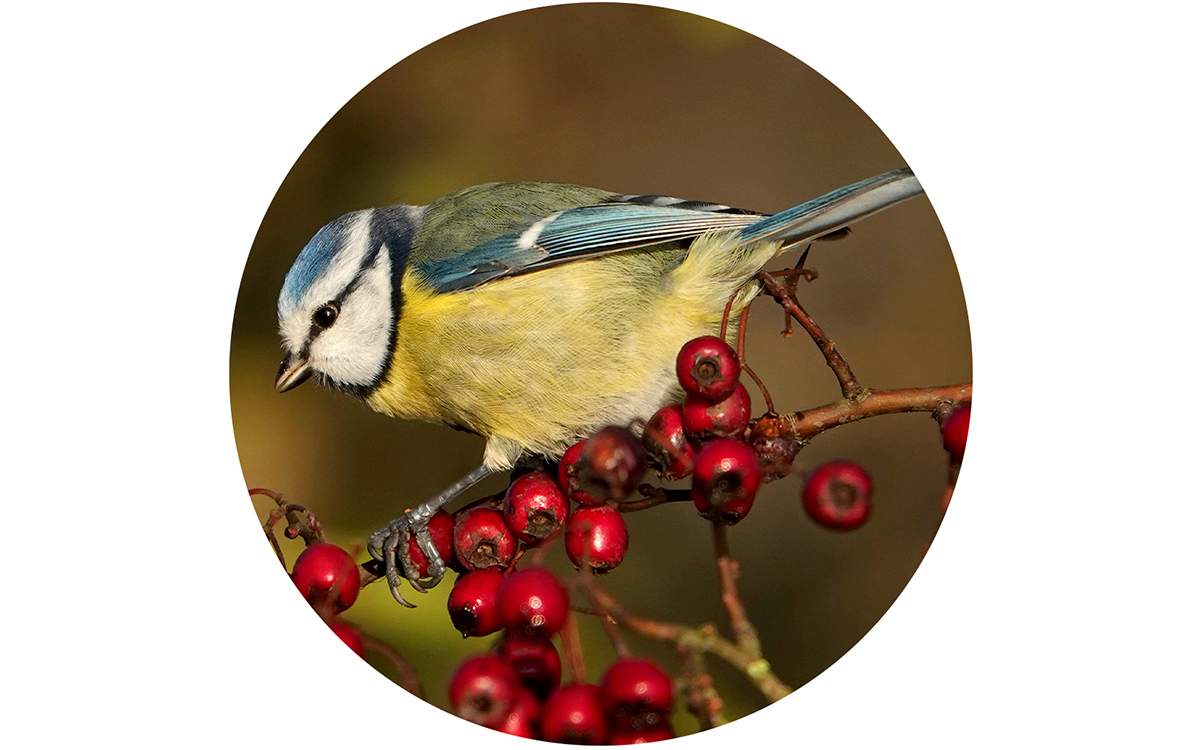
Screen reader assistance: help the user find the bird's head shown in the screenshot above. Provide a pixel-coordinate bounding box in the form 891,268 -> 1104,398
275,206 -> 418,399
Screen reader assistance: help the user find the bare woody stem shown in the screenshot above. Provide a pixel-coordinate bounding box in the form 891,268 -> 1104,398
767,383 -> 973,445
359,633 -> 425,700
582,578 -> 792,702
756,270 -> 865,400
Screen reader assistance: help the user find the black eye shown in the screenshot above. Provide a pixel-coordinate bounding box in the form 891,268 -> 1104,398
313,304 -> 339,329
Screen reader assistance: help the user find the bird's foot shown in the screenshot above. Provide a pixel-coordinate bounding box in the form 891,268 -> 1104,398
368,506 -> 447,608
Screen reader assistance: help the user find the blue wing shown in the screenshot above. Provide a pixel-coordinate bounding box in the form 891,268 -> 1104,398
419,168 -> 922,294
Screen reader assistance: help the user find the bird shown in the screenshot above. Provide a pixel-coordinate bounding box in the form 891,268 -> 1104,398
274,168 -> 924,605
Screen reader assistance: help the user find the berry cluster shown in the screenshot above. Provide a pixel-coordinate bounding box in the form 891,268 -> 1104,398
273,333 -> 970,741
448,608 -> 677,744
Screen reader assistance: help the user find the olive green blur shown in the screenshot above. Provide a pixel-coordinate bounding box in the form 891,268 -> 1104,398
230,3 -> 969,734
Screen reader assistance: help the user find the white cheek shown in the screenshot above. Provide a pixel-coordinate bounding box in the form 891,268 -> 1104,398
310,246 -> 394,388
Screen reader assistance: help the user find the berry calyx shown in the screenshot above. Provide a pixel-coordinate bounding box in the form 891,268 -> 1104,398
565,505 -> 629,573
503,470 -> 569,543
681,382 -> 752,440
291,542 -> 360,616
448,654 -> 521,728
642,404 -> 695,480
447,568 -> 506,638
541,684 -> 610,745
327,618 -> 365,658
676,335 -> 741,401
691,438 -> 762,524
453,507 -> 517,571
941,405 -> 970,463
497,567 -> 570,639
802,460 -> 873,530
600,657 -> 675,729
496,634 -> 562,699
404,508 -> 455,579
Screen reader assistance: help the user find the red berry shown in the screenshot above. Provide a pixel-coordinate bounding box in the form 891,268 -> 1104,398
942,405 -> 970,462
578,426 -> 647,502
453,507 -> 517,571
447,568 -> 506,637
565,505 -> 629,573
802,460 -> 873,530
601,658 -> 674,728
496,688 -> 541,738
448,654 -> 521,728
611,724 -> 676,744
681,382 -> 752,440
327,618 -> 365,658
691,438 -> 762,524
642,404 -> 695,480
676,335 -> 740,401
559,440 -> 603,506
292,543 -> 360,616
404,508 -> 455,579
496,634 -> 562,699
497,567 -> 570,638
747,418 -> 798,481
503,471 -> 569,543
541,684 -> 610,745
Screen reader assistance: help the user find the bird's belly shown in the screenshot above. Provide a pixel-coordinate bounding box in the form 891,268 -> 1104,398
371,244 -> 758,469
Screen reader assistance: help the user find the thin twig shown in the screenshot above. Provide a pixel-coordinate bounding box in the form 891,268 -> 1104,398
359,633 -> 425,699
756,270 -> 865,400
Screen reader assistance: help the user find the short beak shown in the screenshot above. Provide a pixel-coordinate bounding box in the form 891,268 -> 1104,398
275,356 -> 312,393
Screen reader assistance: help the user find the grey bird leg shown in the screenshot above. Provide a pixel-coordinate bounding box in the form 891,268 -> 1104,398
368,463 -> 494,607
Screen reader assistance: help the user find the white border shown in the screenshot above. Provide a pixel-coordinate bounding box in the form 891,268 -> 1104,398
5,1 -> 1197,747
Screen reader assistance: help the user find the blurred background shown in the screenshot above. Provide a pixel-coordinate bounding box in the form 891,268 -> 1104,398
230,3 -> 969,735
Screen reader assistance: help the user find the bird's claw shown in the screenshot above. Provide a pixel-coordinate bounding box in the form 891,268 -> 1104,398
368,510 -> 448,607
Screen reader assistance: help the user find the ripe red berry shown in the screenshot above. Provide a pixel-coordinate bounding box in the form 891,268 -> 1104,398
496,634 -> 562,699
578,426 -> 647,502
802,460 -> 873,530
503,471 -> 569,543
541,684 -> 610,745
327,618 -> 365,658
600,658 -> 675,728
291,543 -> 360,616
747,418 -> 798,481
448,654 -> 521,728
941,405 -> 970,462
611,725 -> 676,744
642,403 -> 695,480
447,568 -> 506,637
497,567 -> 570,638
565,505 -> 629,573
559,439 -> 603,506
691,438 -> 762,524
453,507 -> 517,571
681,382 -> 752,440
496,688 -> 541,738
676,335 -> 740,401
404,508 -> 455,579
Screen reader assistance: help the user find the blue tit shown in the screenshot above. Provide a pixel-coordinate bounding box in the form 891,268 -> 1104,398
275,168 -> 923,605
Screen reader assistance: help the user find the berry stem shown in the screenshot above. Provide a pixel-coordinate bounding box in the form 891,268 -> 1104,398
617,485 -> 692,512
559,609 -> 588,685
734,306 -> 777,414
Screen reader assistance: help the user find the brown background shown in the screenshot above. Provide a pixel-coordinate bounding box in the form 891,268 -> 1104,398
230,3 -> 969,734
